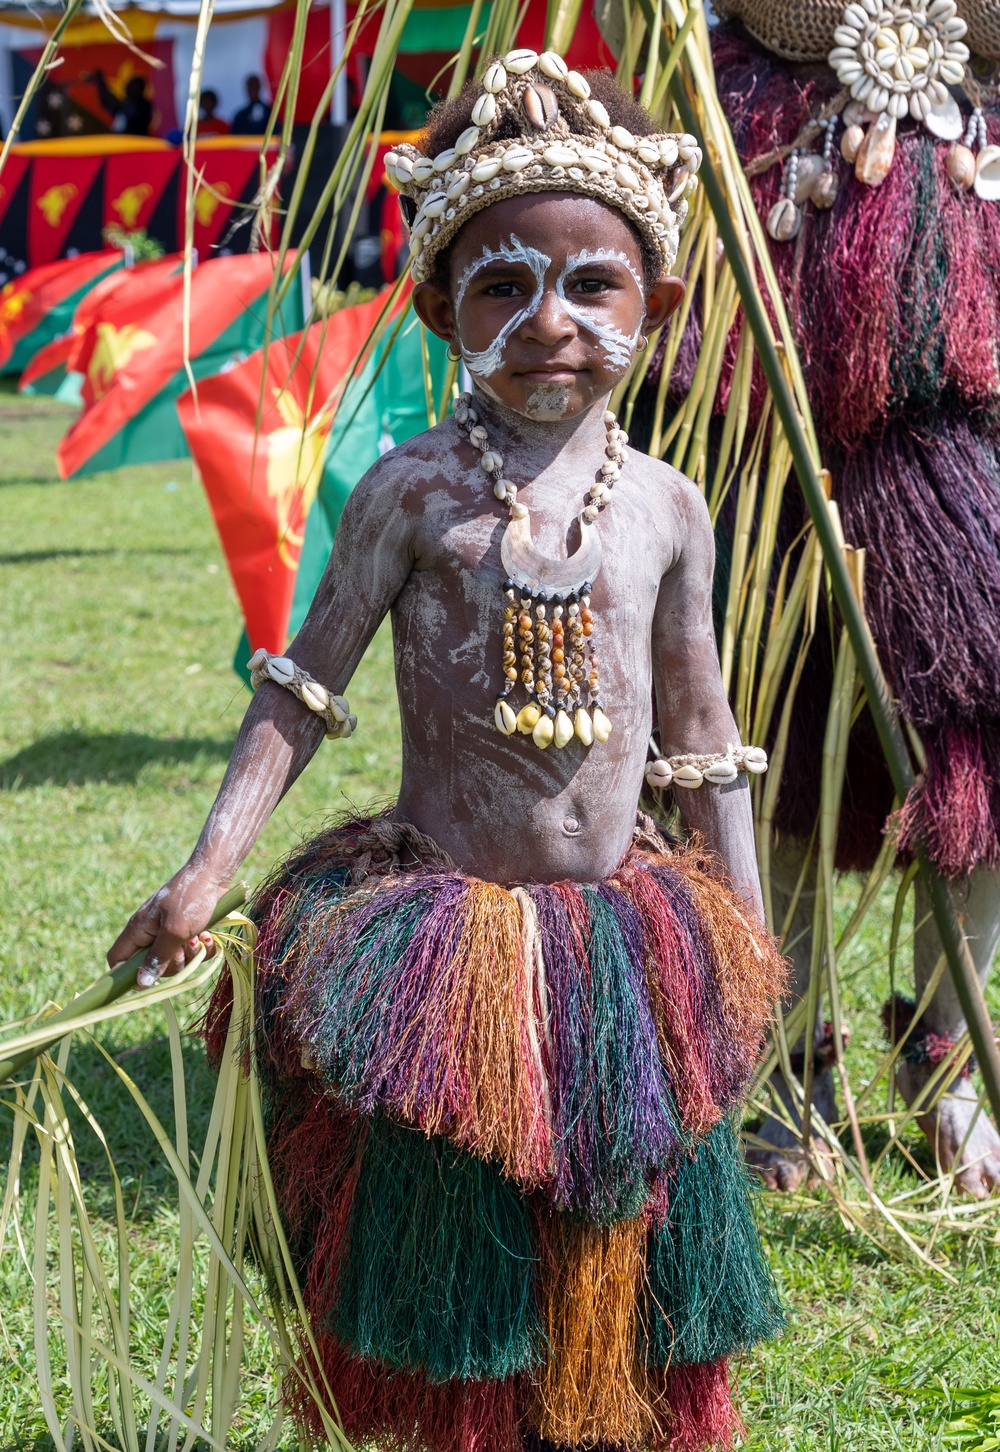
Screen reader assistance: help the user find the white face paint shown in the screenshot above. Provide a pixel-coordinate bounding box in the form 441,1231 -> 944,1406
525,381 -> 571,421
556,247 -> 645,373
454,235 -> 550,378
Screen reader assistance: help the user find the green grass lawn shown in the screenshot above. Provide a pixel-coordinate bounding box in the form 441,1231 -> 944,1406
1,390 -> 998,1450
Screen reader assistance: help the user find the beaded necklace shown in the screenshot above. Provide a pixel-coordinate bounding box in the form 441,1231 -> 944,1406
454,390 -> 621,751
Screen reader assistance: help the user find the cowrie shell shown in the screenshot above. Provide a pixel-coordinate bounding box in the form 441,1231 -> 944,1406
433,146 -> 457,172
592,707 -> 613,743
495,699 -> 516,735
410,214 -> 431,240
410,157 -> 435,184
586,98 -> 610,127
384,150 -> 399,169
704,759 -> 738,784
265,655 -> 295,685
504,48 -> 538,73
743,746 -> 768,773
523,82 -> 559,129
502,146 -> 534,171
538,51 -> 569,79
483,62 -> 507,93
471,92 -> 497,127
301,681 -> 329,713
447,172 -> 471,200
580,150 -> 611,173
565,69 -> 591,98
672,763 -> 704,788
471,157 -> 502,182
645,757 -> 673,787
636,141 -> 660,165
615,162 -> 639,190
543,144 -> 578,167
454,126 -> 479,155
610,125 -> 636,149
422,192 -> 447,217
658,138 -> 678,165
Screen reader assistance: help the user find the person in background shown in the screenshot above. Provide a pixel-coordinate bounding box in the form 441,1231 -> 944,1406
89,72 -> 153,136
198,90 -> 230,136
231,75 -> 271,135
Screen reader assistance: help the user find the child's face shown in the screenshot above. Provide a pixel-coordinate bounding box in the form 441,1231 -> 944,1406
413,193 -> 683,421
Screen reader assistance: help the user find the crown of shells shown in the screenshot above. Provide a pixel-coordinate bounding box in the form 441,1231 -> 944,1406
383,49 -> 702,283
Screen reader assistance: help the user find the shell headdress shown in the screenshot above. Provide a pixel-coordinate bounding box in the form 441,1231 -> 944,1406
383,48 -> 702,283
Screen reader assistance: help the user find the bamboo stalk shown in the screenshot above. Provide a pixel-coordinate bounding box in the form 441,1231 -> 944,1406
0,885 -> 247,1086
665,71 -> 1000,1133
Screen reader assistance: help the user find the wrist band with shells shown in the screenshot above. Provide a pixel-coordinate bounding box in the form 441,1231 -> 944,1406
383,47 -> 701,282
247,648 -> 357,740
644,744 -> 768,790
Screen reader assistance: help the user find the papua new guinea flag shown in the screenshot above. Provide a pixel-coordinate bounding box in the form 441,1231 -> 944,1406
178,291 -> 448,659
0,250 -> 123,375
19,254 -> 183,398
56,250 -> 305,479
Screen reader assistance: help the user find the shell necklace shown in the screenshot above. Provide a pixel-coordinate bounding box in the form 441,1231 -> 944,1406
454,389 -> 622,751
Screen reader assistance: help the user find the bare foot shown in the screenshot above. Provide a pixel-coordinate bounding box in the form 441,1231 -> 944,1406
896,1062 -> 1000,1198
745,1067 -> 838,1192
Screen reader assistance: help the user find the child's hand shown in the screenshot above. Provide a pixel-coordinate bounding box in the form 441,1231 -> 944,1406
108,865 -> 225,989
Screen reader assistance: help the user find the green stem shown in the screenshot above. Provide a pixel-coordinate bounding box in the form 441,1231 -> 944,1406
666,71 -> 1000,1132
0,885 -> 247,1086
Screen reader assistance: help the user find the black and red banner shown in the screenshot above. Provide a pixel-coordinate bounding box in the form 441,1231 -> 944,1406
0,140 -> 277,272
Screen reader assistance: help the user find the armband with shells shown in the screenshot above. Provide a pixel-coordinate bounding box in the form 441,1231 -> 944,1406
644,744 -> 768,790
247,648 -> 357,740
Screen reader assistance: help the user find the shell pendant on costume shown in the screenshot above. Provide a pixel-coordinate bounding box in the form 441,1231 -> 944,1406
494,509 -> 610,749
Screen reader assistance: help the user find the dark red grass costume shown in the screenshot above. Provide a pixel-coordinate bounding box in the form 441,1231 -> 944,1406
638,27 -> 1000,877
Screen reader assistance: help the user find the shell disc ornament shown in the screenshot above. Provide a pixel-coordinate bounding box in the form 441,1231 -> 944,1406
827,1 -> 970,123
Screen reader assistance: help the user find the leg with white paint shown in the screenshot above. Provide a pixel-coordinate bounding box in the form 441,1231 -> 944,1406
745,837 -> 838,1192
893,869 -> 1000,1198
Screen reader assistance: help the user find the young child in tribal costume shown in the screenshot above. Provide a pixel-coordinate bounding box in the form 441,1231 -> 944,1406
110,55 -> 787,1452
665,0 -> 1000,1198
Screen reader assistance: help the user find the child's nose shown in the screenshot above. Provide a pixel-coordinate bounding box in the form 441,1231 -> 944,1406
520,287 -> 576,346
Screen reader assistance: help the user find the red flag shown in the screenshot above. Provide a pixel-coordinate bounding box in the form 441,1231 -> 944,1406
104,151 -> 180,236
178,291 -> 393,653
181,146 -> 261,257
28,154 -> 105,266
57,250 -> 296,480
0,251 -> 121,371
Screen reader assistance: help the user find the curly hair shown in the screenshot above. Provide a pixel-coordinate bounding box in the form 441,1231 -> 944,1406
416,66 -> 665,292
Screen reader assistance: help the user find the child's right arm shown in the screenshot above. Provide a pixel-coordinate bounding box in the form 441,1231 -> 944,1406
108,455 -> 416,986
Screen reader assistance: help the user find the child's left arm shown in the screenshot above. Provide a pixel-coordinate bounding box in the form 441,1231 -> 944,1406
651,482 -> 764,918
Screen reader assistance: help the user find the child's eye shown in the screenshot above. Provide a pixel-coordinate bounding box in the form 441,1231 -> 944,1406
485,281 -> 522,298
574,278 -> 611,295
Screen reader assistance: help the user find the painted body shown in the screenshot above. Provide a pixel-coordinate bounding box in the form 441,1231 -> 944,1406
109,194 -> 759,988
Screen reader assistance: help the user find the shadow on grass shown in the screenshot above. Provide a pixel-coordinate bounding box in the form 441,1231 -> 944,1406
0,546 -> 191,564
1,731 -> 234,790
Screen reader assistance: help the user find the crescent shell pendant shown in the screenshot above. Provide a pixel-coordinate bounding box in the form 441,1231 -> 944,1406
500,510 -> 602,597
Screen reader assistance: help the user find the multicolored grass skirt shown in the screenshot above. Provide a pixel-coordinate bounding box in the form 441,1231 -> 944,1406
206,812 -> 788,1452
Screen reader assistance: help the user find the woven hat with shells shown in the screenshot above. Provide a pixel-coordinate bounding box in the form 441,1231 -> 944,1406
714,0 -> 998,62
383,49 -> 702,283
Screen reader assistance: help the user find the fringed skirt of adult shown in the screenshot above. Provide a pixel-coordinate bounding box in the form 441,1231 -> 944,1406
206,812 -> 788,1452
656,28 -> 1000,878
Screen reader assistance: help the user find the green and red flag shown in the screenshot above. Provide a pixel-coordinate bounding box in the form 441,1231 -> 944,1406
19,254 -> 182,397
177,290 -> 447,660
56,250 -> 305,480
0,250 -> 122,375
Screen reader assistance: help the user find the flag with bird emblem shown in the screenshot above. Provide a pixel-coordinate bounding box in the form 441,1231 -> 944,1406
177,289 -> 448,662
56,250 -> 305,479
0,250 -> 123,375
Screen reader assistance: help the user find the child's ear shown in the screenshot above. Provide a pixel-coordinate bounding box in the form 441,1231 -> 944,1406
643,276 -> 685,335
412,282 -> 457,347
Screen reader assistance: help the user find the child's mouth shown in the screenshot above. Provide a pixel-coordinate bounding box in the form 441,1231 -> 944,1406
516,368 -> 579,383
